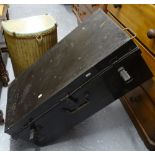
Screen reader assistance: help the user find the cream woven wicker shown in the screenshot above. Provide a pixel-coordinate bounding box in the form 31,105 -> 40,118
2,15 -> 57,77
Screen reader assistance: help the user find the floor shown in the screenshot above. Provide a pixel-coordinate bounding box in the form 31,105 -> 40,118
0,4 -> 148,151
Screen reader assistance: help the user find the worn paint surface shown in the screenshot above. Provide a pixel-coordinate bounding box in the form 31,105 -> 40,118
6,10 -> 130,132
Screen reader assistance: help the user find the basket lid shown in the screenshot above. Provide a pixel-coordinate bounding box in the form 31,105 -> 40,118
2,15 -> 56,37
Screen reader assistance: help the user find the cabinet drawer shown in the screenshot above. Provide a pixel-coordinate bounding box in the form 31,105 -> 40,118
142,79 -> 155,101
108,4 -> 155,55
124,87 -> 155,142
134,39 -> 155,77
108,12 -> 155,77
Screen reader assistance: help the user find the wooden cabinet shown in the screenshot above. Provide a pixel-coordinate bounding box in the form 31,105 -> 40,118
107,4 -> 155,150
108,4 -> 155,55
107,10 -> 155,78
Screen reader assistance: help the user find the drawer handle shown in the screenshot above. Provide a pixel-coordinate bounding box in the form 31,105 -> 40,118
147,29 -> 155,39
113,4 -> 122,8
129,95 -> 141,102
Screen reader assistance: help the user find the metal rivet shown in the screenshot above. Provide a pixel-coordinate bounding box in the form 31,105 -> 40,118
78,57 -> 81,60
82,27 -> 85,30
85,72 -> 92,78
38,94 -> 42,99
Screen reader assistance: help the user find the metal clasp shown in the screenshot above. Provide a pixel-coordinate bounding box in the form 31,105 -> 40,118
35,35 -> 43,45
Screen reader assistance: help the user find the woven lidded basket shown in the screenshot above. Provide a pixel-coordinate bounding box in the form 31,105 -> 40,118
2,15 -> 57,77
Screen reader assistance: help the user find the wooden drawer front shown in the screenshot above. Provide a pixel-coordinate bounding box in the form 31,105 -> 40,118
142,79 -> 155,101
134,39 -> 155,77
108,12 -> 155,77
108,4 -> 155,55
123,85 -> 155,142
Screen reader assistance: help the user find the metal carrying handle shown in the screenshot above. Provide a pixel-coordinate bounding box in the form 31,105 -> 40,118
35,35 -> 43,45
122,27 -> 136,40
65,99 -> 90,114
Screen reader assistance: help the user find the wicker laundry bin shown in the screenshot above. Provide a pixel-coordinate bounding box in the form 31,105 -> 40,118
2,15 -> 57,77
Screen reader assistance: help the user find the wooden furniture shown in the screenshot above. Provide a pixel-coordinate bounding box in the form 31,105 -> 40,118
73,4 -> 155,150
0,4 -> 9,86
107,4 -> 155,150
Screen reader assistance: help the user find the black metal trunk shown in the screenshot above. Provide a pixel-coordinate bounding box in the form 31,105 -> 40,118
5,10 -> 152,146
